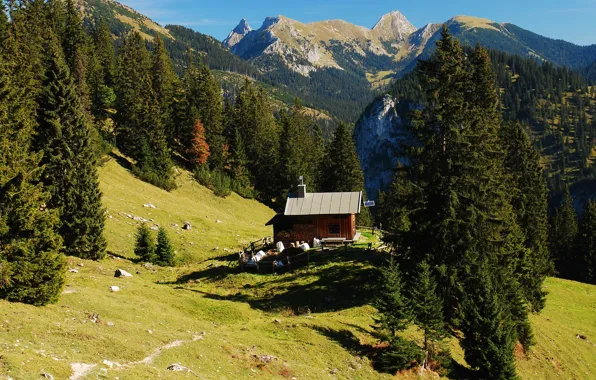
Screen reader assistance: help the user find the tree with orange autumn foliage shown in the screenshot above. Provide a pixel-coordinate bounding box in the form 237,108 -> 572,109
190,120 -> 210,165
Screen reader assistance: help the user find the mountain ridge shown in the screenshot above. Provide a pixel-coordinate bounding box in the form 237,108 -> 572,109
224,10 -> 596,79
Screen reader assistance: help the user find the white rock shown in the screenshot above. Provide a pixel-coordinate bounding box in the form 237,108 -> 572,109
109,286 -> 120,292
68,269 -> 79,273
167,363 -> 187,371
114,269 -> 133,278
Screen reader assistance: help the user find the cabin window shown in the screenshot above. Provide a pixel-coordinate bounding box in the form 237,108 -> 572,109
329,224 -> 340,234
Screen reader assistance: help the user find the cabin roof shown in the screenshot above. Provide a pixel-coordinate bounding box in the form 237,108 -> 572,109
284,192 -> 362,216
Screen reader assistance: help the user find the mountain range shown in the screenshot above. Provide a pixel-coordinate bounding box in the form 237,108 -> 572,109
223,11 -> 596,78
75,0 -> 596,124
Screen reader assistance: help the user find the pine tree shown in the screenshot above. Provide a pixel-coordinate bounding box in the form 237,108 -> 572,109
93,19 -> 115,88
36,34 -> 106,260
170,79 -> 194,154
0,28 -> 65,305
320,122 -> 371,225
278,103 -> 324,194
88,19 -> 116,141
230,126 -> 252,192
115,31 -> 153,159
134,223 -> 155,263
155,227 -> 175,266
550,186 -> 579,280
150,34 -> 177,130
232,81 -> 279,201
190,119 -> 210,166
410,261 -> 446,370
460,258 -> 517,380
500,121 -> 552,310
59,0 -> 92,115
186,60 -> 226,170
383,30 -> 534,377
576,200 -> 596,284
116,31 -> 174,190
373,257 -> 411,338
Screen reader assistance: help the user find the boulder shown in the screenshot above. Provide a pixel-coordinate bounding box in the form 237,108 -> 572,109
114,269 -> 133,278
183,222 -> 192,230
109,286 -> 120,292
167,364 -> 187,371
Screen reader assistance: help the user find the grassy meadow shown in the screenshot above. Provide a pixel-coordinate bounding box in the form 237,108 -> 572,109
1,157 -> 595,379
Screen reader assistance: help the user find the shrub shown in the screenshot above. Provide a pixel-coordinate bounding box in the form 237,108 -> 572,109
194,167 -> 232,198
232,179 -> 254,199
195,165 -> 212,188
132,166 -> 177,191
212,171 -> 231,197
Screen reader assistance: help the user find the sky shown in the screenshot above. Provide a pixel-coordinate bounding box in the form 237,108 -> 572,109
120,0 -> 596,46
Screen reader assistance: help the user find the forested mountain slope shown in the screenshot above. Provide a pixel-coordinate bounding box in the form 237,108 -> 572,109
356,48 -> 596,197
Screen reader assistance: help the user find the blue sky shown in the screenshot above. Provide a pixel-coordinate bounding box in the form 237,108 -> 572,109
121,0 -> 596,46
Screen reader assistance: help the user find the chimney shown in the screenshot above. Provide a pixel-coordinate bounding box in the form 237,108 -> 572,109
297,176 -> 306,198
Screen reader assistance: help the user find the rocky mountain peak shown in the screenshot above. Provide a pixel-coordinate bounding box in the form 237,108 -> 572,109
233,18 -> 252,34
372,10 -> 416,41
261,16 -> 281,30
223,18 -> 253,49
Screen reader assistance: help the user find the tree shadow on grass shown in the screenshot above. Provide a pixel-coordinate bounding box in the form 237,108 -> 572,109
312,326 -> 370,356
174,265 -> 238,283
171,248 -> 385,314
107,251 -> 142,264
107,151 -> 133,171
201,263 -> 379,313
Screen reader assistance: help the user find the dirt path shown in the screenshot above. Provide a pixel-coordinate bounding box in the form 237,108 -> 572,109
69,334 -> 204,378
69,363 -> 97,380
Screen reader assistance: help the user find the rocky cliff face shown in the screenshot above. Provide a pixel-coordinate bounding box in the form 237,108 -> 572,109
353,95 -> 415,199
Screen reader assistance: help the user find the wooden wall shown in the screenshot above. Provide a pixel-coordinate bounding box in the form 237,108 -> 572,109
273,214 -> 357,246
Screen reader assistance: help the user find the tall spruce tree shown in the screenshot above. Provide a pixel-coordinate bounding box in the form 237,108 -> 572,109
383,29 -> 533,377
321,123 -> 371,226
186,60 -> 226,170
501,121 -> 552,310
150,34 -> 177,131
232,81 -> 279,201
460,258 -> 517,380
575,200 -> 596,284
36,34 -> 106,260
116,31 -> 174,190
115,31 -> 153,159
373,257 -> 411,338
410,261 -> 446,370
550,186 -> 579,280
0,27 -> 65,305
59,0 -> 92,115
278,103 -> 324,194
88,18 -> 116,141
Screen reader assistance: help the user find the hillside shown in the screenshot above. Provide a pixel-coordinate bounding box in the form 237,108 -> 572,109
99,154 -> 274,263
1,151 -> 594,380
0,157 -> 594,380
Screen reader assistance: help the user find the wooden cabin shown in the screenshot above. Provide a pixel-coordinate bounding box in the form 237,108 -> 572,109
266,179 -> 362,246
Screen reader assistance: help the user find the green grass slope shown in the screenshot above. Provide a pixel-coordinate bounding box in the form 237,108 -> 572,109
1,157 -> 595,379
100,155 -> 274,264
